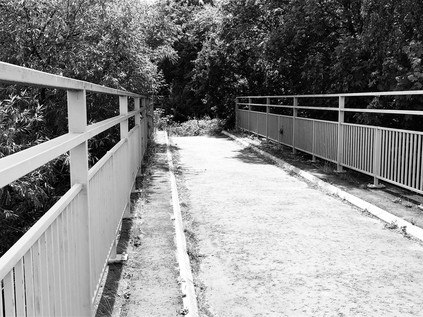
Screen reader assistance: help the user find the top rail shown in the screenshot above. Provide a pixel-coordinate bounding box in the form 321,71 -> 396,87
238,90 -> 423,99
0,62 -> 144,98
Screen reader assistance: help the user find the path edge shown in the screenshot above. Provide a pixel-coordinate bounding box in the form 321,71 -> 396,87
164,131 -> 199,317
223,130 -> 423,243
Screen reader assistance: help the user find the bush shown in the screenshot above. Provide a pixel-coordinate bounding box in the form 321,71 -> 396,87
169,117 -> 223,136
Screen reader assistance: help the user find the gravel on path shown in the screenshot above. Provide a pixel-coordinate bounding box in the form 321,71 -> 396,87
172,135 -> 423,317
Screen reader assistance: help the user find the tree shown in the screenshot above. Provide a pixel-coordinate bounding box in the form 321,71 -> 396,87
0,0 -> 178,256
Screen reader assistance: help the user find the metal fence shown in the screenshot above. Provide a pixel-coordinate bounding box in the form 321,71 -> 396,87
0,62 -> 151,316
236,92 -> 423,194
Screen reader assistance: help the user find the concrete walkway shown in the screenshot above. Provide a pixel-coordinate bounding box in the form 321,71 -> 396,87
172,135 -> 423,317
119,131 -> 182,316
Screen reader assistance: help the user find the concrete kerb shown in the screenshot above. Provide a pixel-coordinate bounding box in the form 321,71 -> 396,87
164,131 -> 199,317
222,130 -> 423,243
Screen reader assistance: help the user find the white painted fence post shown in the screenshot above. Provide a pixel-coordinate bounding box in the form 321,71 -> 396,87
292,97 -> 298,154
372,128 -> 383,187
266,97 -> 270,142
248,98 -> 252,132
235,98 -> 239,130
337,96 -> 345,172
120,96 -> 129,139
121,95 -> 131,219
141,98 -> 147,153
134,97 -> 141,164
67,89 -> 92,316
312,120 -> 316,162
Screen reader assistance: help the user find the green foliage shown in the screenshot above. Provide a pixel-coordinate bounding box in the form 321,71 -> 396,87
0,0 -> 178,256
169,117 -> 223,136
0,89 -> 68,256
157,0 -> 423,127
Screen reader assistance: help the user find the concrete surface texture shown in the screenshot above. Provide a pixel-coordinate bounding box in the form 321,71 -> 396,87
119,131 -> 182,316
172,135 -> 423,317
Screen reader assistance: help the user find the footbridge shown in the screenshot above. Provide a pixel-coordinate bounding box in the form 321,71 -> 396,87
2,64 -> 423,316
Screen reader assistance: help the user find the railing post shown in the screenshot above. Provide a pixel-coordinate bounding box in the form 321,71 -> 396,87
248,98 -> 252,132
120,95 -> 130,219
134,97 -> 142,176
266,97 -> 270,142
120,96 -> 129,139
336,96 -> 345,172
235,98 -> 239,130
292,97 -> 298,154
370,128 -> 385,188
312,120 -> 316,162
67,89 -> 92,316
140,98 -> 146,157
147,98 -> 154,138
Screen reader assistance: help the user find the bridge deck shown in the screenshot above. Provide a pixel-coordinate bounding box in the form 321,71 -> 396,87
171,134 -> 423,316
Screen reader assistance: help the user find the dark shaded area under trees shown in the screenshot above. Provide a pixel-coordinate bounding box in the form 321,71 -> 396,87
2,0 -> 423,256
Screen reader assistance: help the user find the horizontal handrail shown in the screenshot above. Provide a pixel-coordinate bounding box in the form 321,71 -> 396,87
238,90 -> 423,98
0,62 -> 144,98
237,102 -> 423,115
0,110 -> 142,188
0,184 -> 82,279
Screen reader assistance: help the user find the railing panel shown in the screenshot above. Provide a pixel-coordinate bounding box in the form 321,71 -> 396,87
249,111 -> 259,134
129,126 -> 141,181
342,124 -> 374,174
257,112 -> 267,136
295,118 -> 313,153
268,114 -> 279,141
314,121 -> 338,162
0,186 -> 85,316
380,129 -> 423,192
239,110 -> 249,131
89,155 -> 116,301
278,116 -> 293,146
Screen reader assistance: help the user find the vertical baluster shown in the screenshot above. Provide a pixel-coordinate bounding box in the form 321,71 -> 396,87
15,258 -> 25,316
33,240 -> 43,315
47,228 -> 57,315
24,250 -> 35,316
4,271 -> 15,316
0,281 -> 3,317
52,221 -> 62,315
40,233 -> 50,316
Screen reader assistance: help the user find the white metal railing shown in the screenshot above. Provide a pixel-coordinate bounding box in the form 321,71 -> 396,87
236,92 -> 423,194
0,62 -> 151,316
